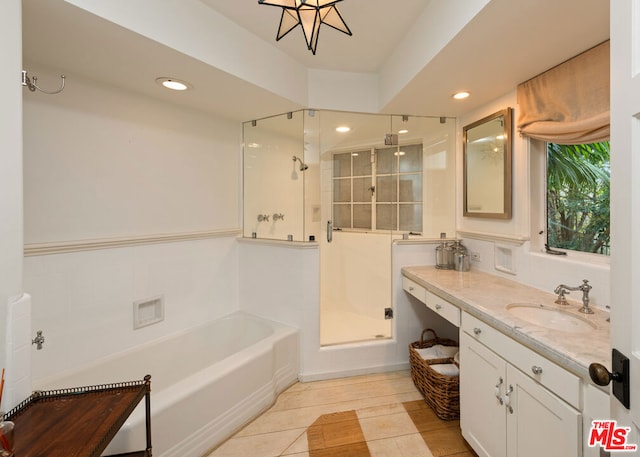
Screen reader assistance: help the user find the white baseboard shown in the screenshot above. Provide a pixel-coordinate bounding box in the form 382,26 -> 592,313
298,361 -> 410,383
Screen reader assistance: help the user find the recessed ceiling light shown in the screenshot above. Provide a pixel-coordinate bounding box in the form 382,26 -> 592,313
452,91 -> 470,100
398,129 -> 409,134
155,77 -> 192,91
336,126 -> 351,133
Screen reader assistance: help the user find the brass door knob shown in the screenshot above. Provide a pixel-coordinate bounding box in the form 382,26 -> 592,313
589,362 -> 622,386
590,349 -> 630,409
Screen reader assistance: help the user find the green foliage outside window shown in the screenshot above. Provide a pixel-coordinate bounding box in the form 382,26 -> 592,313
547,142 -> 610,255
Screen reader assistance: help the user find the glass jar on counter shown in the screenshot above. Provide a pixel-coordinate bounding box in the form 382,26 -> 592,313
453,241 -> 470,271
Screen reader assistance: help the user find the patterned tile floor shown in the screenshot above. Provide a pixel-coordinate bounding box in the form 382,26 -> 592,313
206,371 -> 477,457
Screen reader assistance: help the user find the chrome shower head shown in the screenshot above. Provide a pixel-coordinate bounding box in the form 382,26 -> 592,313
292,155 -> 308,171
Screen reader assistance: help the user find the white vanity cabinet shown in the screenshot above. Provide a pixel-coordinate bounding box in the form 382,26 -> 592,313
402,276 -> 426,303
460,313 -> 582,457
425,290 -> 461,327
402,277 -> 461,327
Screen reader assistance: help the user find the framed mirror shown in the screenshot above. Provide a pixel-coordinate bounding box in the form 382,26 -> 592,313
463,108 -> 512,219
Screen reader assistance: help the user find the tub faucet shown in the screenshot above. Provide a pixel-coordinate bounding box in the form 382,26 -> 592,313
554,279 -> 593,314
32,330 -> 45,350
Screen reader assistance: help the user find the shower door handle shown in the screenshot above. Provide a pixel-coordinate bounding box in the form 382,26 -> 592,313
327,220 -> 333,243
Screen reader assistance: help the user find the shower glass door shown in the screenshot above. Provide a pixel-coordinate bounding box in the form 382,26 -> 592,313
241,109 -> 455,347
317,111 -> 395,346
316,111 -> 456,346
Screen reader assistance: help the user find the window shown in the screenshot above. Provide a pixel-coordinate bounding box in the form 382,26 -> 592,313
546,141 -> 610,255
332,143 -> 423,232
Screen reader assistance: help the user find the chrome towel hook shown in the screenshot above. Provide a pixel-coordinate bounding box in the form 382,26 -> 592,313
22,70 -> 66,95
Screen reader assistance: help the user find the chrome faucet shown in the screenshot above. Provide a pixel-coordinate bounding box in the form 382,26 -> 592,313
554,279 -> 593,314
554,287 -> 569,305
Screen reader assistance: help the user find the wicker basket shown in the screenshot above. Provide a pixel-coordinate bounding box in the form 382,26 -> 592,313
409,328 -> 460,420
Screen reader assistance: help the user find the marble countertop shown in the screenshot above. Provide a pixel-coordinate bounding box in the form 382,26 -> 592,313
402,266 -> 610,381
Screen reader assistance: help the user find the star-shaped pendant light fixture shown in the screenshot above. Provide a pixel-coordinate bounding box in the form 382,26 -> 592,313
258,0 -> 352,55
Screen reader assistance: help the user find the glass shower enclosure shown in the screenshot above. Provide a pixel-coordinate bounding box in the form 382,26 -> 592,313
243,110 -> 455,346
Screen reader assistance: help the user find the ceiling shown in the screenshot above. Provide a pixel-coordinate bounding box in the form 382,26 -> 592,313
21,0 -> 610,122
200,0 -> 432,73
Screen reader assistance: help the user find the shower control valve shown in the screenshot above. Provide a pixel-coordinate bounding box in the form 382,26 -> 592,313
273,213 -> 285,221
257,214 -> 270,222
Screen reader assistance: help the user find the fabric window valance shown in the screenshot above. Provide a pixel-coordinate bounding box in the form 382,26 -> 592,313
517,40 -> 609,144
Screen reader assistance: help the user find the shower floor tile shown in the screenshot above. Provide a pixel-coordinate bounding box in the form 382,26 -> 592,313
320,308 -> 392,346
205,370 -> 477,457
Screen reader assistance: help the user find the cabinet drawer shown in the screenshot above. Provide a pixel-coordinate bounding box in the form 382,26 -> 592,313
462,313 -> 581,409
402,277 -> 426,303
425,290 -> 461,327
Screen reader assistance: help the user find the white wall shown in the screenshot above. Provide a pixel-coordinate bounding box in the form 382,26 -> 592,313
237,240 -> 319,375
238,239 -> 457,381
379,0 -> 490,109
457,91 -> 529,238
23,70 -> 243,382
23,67 -> 240,243
307,70 -> 379,114
26,237 -> 239,382
456,90 -> 610,309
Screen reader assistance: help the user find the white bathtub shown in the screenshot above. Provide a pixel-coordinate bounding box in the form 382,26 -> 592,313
33,312 -> 300,457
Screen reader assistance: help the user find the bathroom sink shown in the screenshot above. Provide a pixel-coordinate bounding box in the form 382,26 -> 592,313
506,303 -> 597,333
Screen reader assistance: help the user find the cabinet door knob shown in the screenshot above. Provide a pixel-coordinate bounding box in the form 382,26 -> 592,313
408,286 -> 414,291
473,328 -> 482,335
435,304 -> 442,310
531,365 -> 543,375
